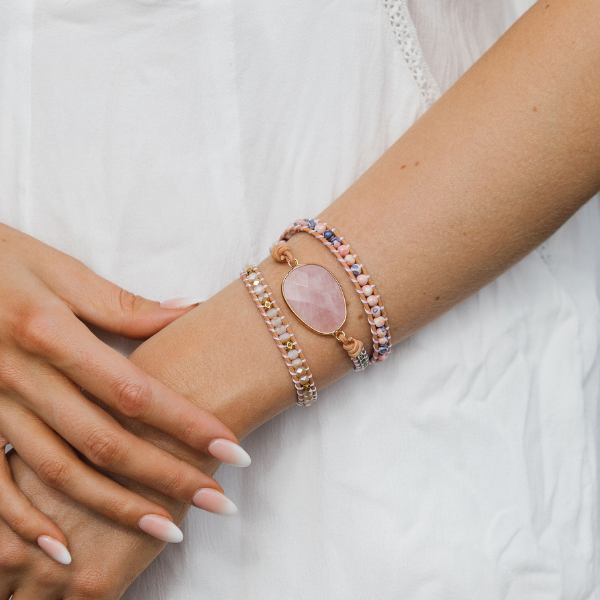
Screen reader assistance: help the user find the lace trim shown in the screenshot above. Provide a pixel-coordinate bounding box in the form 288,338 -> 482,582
383,0 -> 441,109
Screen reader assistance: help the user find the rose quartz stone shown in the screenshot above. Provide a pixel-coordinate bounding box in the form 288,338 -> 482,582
367,295 -> 378,307
356,274 -> 369,286
283,264 -> 345,334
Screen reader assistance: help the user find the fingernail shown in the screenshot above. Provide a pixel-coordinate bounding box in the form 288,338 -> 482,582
208,438 -> 251,467
37,535 -> 72,565
159,297 -> 203,309
138,514 -> 183,543
193,488 -> 238,516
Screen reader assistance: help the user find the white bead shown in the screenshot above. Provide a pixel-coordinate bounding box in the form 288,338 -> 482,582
295,367 -> 305,377
254,285 -> 265,295
266,308 -> 278,319
292,358 -> 303,368
275,325 -> 287,335
299,375 -> 310,384
362,285 -> 373,297
247,272 -> 258,282
271,317 -> 282,327
280,333 -> 291,342
287,349 -> 299,360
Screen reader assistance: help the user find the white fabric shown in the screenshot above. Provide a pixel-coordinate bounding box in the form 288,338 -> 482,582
2,1 -> 600,598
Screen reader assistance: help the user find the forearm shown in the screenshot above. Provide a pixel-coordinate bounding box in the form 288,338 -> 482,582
121,0 -> 600,520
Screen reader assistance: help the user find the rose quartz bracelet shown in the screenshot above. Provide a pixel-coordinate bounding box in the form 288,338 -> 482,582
241,265 -> 317,407
278,219 -> 391,364
269,243 -> 369,372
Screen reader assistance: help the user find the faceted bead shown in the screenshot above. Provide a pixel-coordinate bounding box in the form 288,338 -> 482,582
292,358 -> 303,368
280,333 -> 291,342
258,293 -> 269,304
295,367 -> 306,377
266,308 -> 278,319
287,349 -> 299,360
275,325 -> 287,335
299,375 -> 310,385
282,264 -> 346,334
367,295 -> 378,307
374,316 -> 385,328
362,285 -> 373,297
247,271 -> 258,281
316,223 -> 326,234
357,274 -> 369,286
345,254 -> 356,266
254,285 -> 265,295
271,317 -> 282,327
339,245 -> 349,257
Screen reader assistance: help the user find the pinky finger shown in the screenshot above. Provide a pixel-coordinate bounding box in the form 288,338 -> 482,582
0,437 -> 71,566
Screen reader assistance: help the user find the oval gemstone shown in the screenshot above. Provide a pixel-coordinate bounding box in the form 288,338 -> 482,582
282,264 -> 346,334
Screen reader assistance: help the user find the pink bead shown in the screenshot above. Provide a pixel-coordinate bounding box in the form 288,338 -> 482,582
316,223 -> 326,234
378,337 -> 387,345
356,274 -> 369,286
338,245 -> 349,257
345,254 -> 355,266
362,285 -> 373,297
367,295 -> 378,307
376,327 -> 386,337
374,316 -> 385,328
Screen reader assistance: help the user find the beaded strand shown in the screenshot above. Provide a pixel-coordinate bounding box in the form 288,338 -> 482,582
241,265 -> 317,406
278,219 -> 391,363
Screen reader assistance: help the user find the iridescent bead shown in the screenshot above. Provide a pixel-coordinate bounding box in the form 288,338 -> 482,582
338,245 -> 349,257
316,223 -> 326,234
247,271 -> 259,282
299,375 -> 310,385
295,367 -> 305,377
374,316 -> 385,328
280,333 -> 291,342
357,274 -> 369,286
254,284 -> 265,295
345,254 -> 356,266
275,325 -> 287,335
362,285 -> 373,297
271,317 -> 282,327
287,349 -> 299,360
292,358 -> 303,368
324,230 -> 334,241
266,308 -> 278,319
258,293 -> 269,304
367,295 -> 379,307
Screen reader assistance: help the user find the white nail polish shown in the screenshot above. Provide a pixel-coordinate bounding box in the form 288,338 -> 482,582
138,514 -> 183,543
193,488 -> 238,516
208,438 -> 251,467
159,297 -> 203,309
37,535 -> 72,565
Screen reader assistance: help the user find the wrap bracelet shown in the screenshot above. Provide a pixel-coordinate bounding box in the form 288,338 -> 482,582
241,264 -> 317,407
278,219 -> 391,363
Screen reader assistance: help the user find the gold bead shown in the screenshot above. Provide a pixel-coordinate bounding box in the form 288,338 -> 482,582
286,341 -> 294,350
264,301 -> 272,309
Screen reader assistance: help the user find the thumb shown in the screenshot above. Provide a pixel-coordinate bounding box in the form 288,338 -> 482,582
61,268 -> 203,339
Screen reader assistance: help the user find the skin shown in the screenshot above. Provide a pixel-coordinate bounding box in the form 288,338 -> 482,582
2,0 -> 600,596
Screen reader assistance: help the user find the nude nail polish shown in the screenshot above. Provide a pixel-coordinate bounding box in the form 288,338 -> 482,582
159,297 -> 203,309
208,438 -> 251,467
37,535 -> 72,565
193,488 -> 238,516
138,515 -> 183,543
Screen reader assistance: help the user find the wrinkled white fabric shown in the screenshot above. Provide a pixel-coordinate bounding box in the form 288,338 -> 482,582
1,1 -> 600,598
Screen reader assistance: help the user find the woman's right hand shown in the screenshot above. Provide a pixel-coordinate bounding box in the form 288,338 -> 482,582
0,222 -> 250,562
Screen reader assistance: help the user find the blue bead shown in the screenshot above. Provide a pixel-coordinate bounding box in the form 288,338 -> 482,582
294,221 -> 302,227
351,265 -> 361,276
323,230 -> 334,240
371,306 -> 381,316
378,347 -> 388,354
307,219 -> 317,229
331,237 -> 342,245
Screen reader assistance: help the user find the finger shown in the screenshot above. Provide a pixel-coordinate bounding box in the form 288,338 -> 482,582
0,437 -> 70,564
3,383 -> 233,511
14,305 -> 249,465
2,411 -> 192,543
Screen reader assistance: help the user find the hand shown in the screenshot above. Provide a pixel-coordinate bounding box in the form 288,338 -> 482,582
0,222 -> 250,561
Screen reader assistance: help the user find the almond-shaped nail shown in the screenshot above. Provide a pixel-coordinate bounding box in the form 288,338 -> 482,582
159,297 -> 203,309
138,514 -> 183,543
193,488 -> 238,516
208,438 -> 251,467
37,535 -> 72,565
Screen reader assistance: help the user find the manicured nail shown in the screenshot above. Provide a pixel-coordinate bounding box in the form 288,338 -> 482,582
37,535 -> 72,565
208,438 -> 251,467
193,488 -> 238,516
159,297 -> 203,309
138,514 -> 183,543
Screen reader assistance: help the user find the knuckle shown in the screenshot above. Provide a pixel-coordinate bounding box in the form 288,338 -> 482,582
111,378 -> 151,419
37,455 -> 72,489
12,306 -> 63,357
82,429 -> 124,469
69,569 -> 114,599
118,288 -> 146,317
160,467 -> 189,496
